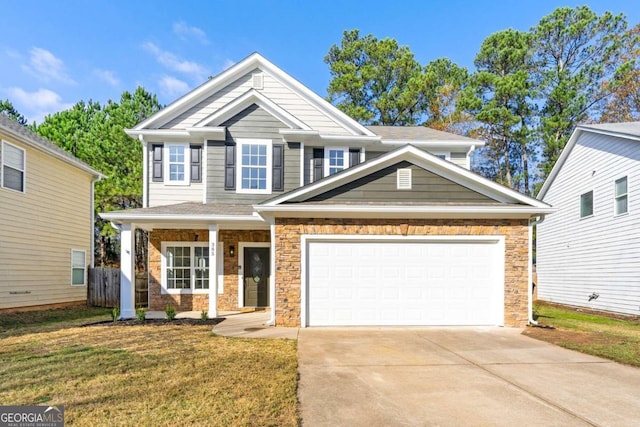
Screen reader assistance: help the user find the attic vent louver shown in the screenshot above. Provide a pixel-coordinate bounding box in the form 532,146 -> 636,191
397,168 -> 412,190
252,73 -> 264,90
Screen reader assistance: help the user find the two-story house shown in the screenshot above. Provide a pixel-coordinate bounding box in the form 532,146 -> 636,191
537,122 -> 640,316
0,115 -> 103,311
101,53 -> 552,327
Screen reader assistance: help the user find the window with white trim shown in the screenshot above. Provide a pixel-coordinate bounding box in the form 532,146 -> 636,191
324,147 -> 347,176
237,139 -> 272,193
615,176 -> 628,215
71,250 -> 86,286
2,141 -> 25,192
165,143 -> 189,185
580,191 -> 593,218
162,243 -> 209,292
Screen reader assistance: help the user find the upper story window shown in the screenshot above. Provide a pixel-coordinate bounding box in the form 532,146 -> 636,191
325,147 -> 347,176
614,176 -> 628,216
165,143 -> 189,185
152,143 -> 201,185
580,190 -> 593,218
237,139 -> 272,194
1,141 -> 25,193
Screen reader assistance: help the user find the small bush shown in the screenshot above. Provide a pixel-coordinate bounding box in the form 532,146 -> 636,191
136,308 -> 146,322
110,307 -> 120,322
201,310 -> 209,321
165,305 -> 176,321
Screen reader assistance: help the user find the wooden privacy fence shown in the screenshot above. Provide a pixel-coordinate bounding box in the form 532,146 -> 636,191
88,268 -> 149,308
88,267 -> 120,307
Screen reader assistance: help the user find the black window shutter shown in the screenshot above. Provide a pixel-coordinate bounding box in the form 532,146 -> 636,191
272,144 -> 285,191
190,145 -> 202,183
224,143 -> 236,190
312,148 -> 324,181
152,144 -> 163,182
349,148 -> 361,167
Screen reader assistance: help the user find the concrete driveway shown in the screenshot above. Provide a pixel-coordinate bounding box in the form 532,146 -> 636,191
298,327 -> 640,426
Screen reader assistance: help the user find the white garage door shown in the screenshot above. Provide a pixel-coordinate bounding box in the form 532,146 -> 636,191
306,239 -> 503,326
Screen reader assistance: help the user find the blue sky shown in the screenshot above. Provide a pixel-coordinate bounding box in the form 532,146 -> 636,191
1,0 -> 639,123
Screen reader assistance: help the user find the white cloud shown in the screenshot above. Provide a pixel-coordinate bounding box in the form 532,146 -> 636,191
158,75 -> 190,97
6,87 -> 73,124
173,21 -> 209,45
94,69 -> 120,86
142,42 -> 209,81
21,47 -> 76,85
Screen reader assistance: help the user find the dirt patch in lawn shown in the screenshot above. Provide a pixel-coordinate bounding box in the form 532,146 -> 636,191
85,318 -> 224,327
523,326 -> 624,346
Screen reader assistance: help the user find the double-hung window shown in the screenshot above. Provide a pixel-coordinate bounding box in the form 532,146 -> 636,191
615,176 -> 628,215
580,191 -> 594,218
2,141 -> 25,192
71,250 -> 86,286
237,139 -> 272,193
165,143 -> 189,185
324,147 -> 347,176
163,243 -> 209,292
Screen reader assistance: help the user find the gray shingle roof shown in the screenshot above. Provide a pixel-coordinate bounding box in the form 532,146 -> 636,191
367,125 -> 481,143
104,202 -> 255,217
578,122 -> 640,138
0,115 -> 103,177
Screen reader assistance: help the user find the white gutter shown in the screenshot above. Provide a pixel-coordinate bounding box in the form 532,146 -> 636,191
100,213 -> 262,223
255,205 -> 556,217
528,215 -> 546,326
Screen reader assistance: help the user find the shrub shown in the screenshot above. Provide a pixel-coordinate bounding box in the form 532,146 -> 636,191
165,305 -> 176,321
110,307 -> 120,322
201,310 -> 208,321
136,308 -> 146,322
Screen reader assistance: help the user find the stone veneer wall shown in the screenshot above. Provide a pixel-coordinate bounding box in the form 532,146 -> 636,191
148,229 -> 270,312
274,218 -> 530,328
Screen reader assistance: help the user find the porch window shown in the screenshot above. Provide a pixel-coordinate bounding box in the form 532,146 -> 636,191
164,244 -> 209,291
71,249 -> 86,286
237,139 -> 272,193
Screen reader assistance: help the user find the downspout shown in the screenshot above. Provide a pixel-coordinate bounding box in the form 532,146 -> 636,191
90,179 -> 96,268
528,215 -> 546,326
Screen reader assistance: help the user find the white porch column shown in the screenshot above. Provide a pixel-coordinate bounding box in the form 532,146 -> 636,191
269,221 -> 276,325
119,223 -> 136,319
208,225 -> 218,318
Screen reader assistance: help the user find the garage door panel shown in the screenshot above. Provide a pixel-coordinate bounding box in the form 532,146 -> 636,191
307,240 -> 503,326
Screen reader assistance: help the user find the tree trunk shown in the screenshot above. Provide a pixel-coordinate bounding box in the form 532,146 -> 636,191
503,136 -> 512,188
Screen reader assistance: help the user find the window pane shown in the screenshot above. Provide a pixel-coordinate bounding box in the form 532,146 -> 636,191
72,268 -> 84,285
3,166 -> 24,191
616,196 -> 628,215
3,144 -> 24,170
615,177 -> 627,196
580,191 -> 593,218
72,250 -> 85,268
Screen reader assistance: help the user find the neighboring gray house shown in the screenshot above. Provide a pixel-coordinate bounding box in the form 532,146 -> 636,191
101,53 -> 552,328
537,122 -> 640,316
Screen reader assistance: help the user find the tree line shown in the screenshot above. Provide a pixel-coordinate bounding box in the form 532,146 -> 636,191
1,5 -> 638,267
325,6 -> 640,195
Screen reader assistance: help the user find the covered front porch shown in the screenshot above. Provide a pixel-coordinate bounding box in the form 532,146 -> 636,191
100,202 -> 276,322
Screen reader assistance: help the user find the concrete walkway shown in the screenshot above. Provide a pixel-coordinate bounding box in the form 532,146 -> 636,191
212,311 -> 299,339
298,327 -> 640,426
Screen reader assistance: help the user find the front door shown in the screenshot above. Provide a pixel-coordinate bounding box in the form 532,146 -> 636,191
243,247 -> 270,307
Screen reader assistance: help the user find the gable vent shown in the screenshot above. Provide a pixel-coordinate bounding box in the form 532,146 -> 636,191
397,168 -> 412,190
252,73 -> 264,90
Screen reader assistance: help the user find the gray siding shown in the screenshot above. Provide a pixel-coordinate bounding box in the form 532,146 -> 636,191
206,104 -> 300,204
537,131 -> 640,316
292,161 -> 495,204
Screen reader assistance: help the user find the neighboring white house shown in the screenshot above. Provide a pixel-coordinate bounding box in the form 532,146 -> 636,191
537,122 -> 640,316
0,116 -> 103,311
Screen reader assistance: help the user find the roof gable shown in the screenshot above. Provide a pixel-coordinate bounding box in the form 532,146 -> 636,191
538,122 -> 640,200
132,53 -> 374,137
260,145 -> 551,210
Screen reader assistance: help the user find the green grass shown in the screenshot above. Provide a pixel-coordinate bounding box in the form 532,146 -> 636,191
0,307 -> 111,338
527,302 -> 640,367
0,307 -> 299,426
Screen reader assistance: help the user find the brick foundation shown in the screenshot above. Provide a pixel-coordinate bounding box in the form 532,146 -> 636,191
274,218 -> 530,328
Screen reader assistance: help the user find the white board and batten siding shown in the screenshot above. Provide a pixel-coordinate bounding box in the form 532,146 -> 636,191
537,131 -> 640,316
0,135 -> 93,309
160,70 -> 348,135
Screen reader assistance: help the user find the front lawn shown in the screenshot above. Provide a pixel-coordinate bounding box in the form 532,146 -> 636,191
523,301 -> 640,367
0,308 -> 298,426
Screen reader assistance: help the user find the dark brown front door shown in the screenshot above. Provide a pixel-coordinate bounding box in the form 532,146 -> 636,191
243,247 -> 270,307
